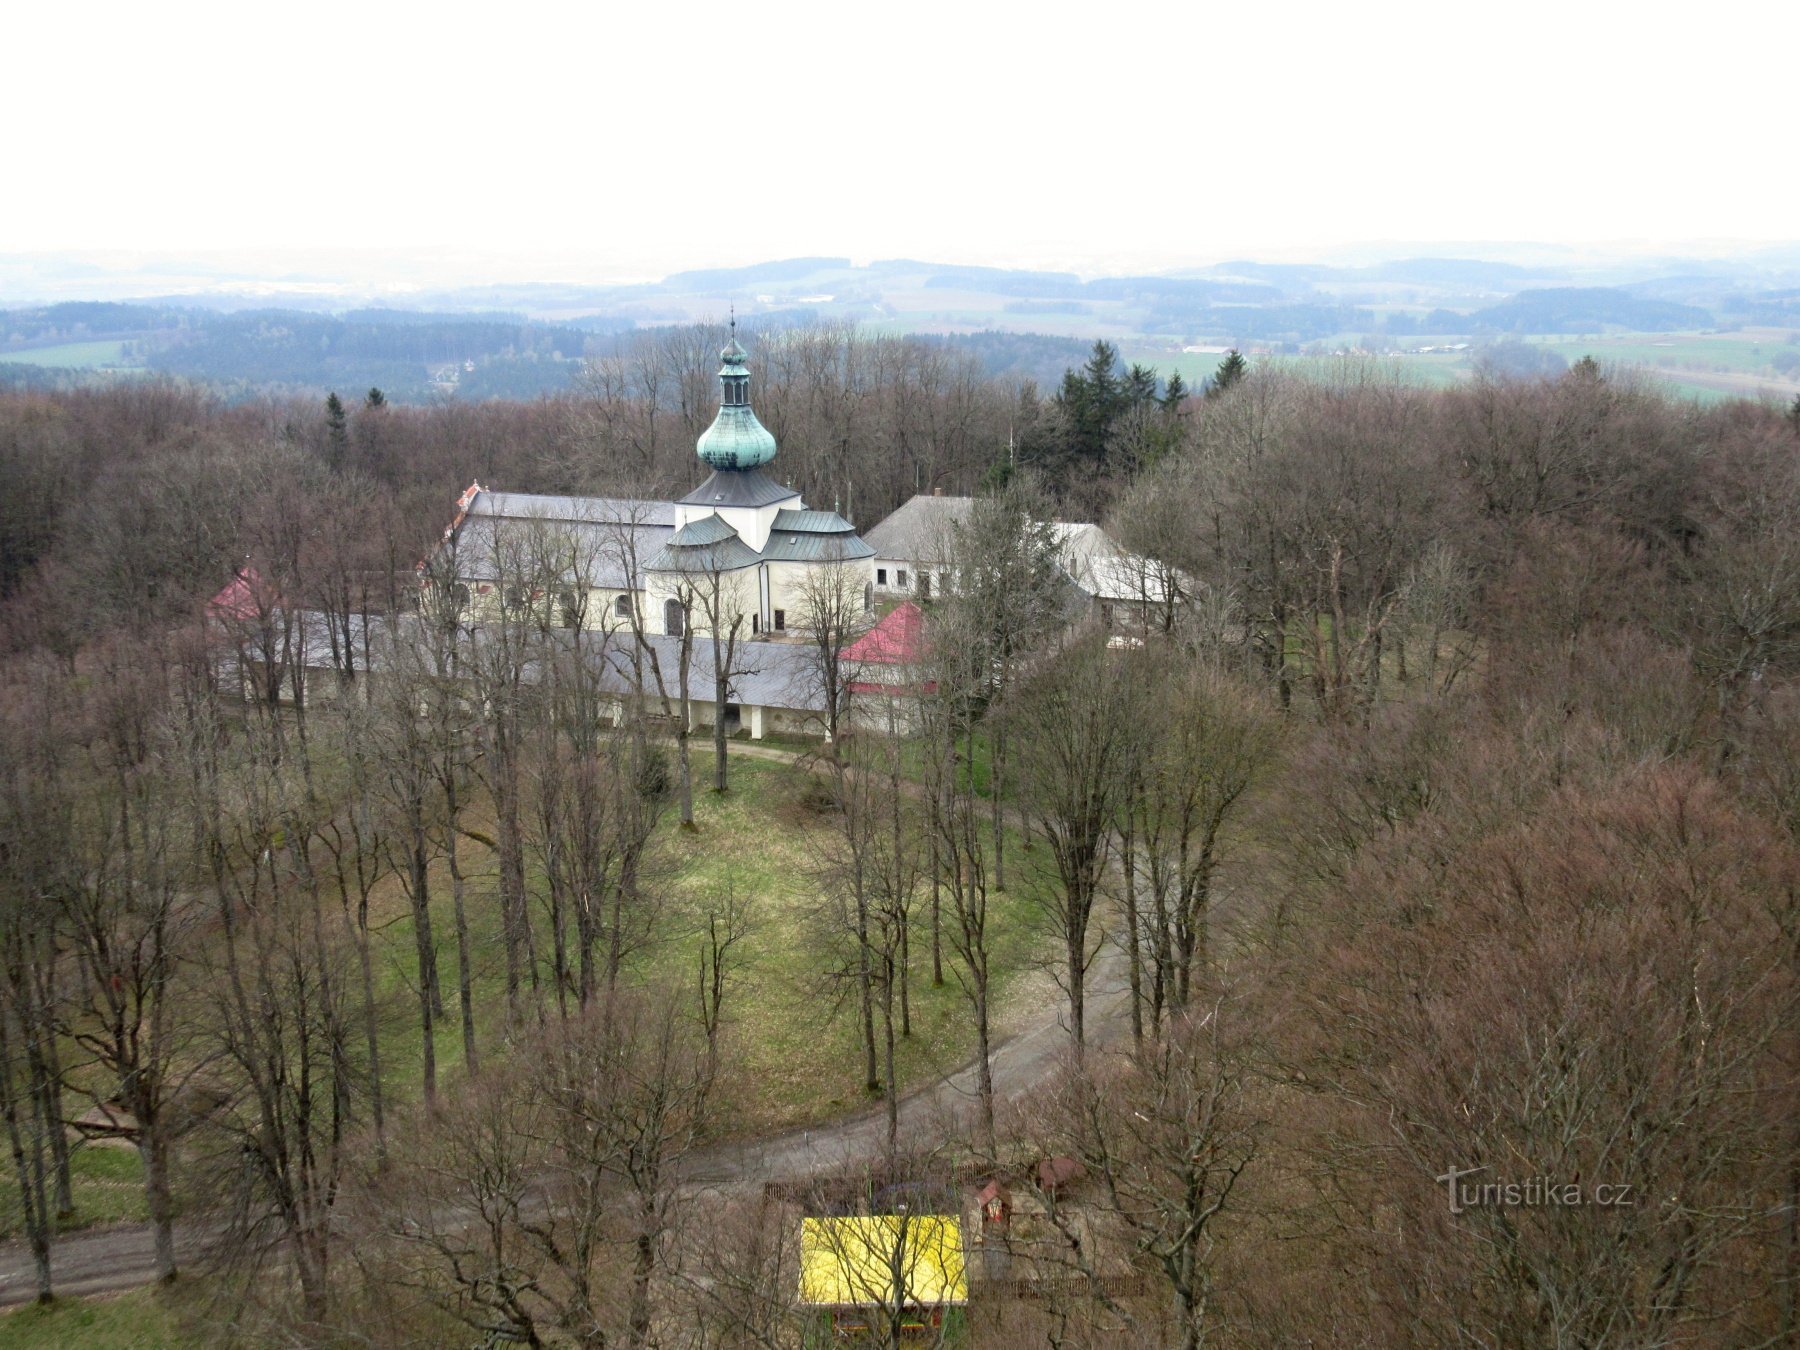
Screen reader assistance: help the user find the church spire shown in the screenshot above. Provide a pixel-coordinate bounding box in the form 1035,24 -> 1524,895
696,321 -> 777,470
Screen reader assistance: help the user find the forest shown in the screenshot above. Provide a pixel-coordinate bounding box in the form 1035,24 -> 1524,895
0,324 -> 1796,1347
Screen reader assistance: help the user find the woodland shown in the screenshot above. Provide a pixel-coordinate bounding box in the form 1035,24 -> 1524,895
0,323 -> 1796,1347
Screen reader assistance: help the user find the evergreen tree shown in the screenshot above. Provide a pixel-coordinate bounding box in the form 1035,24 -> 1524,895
1162,371 -> 1189,409
1207,349 -> 1248,399
325,392 -> 349,468
1124,362 -> 1160,410
365,386 -> 387,408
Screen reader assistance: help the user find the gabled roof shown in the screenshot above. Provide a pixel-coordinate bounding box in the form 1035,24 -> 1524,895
862,494 -> 976,560
667,513 -> 741,547
448,490 -> 674,590
679,467 -> 800,510
841,601 -> 925,666
208,567 -> 276,621
1051,522 -> 1182,604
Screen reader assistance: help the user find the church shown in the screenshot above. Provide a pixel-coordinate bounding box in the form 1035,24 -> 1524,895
441,328 -> 875,639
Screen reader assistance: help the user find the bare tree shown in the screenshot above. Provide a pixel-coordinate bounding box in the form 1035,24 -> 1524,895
1010,633 -> 1139,1051
793,553 -> 872,747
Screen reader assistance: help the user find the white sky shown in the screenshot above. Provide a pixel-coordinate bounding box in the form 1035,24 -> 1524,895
5,0 -> 1793,280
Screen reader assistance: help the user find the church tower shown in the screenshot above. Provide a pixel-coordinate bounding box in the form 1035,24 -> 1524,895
674,324 -> 801,552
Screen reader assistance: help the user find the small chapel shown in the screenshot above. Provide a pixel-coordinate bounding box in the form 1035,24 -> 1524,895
440,329 -> 875,638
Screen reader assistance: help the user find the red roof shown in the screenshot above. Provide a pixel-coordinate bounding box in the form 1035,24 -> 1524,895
841,601 -> 925,667
207,567 -> 276,622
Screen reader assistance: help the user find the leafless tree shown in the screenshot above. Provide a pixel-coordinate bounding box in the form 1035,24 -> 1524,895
1010,633 -> 1139,1051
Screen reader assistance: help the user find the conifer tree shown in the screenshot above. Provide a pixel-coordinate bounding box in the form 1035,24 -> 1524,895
1207,349 -> 1248,399
324,392 -> 349,469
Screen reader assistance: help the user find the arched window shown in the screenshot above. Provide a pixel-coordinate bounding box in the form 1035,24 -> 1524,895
863,582 -> 873,613
558,590 -> 586,633
449,582 -> 471,610
614,594 -> 634,619
664,598 -> 685,638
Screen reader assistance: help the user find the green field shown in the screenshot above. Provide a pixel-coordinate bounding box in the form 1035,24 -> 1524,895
0,340 -> 138,369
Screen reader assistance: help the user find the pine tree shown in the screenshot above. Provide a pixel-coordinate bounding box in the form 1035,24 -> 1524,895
365,387 -> 387,409
1162,371 -> 1189,410
1207,350 -> 1248,399
325,392 -> 349,468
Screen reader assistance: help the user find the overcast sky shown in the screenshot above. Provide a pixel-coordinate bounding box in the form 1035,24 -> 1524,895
6,0 -> 1792,281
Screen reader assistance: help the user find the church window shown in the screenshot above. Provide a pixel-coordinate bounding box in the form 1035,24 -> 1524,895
773,608 -> 786,632
664,598 -> 685,638
877,568 -> 887,585
614,594 -> 633,619
559,590 -> 583,628
864,582 -> 873,612
450,582 -> 471,609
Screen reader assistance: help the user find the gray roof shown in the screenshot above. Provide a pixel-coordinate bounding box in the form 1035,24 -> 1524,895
761,530 -> 876,563
862,495 -> 977,560
450,491 -> 674,590
466,492 -> 676,527
644,535 -> 762,574
225,611 -> 830,716
679,467 -> 801,510
668,513 -> 741,546
590,633 -> 827,712
771,508 -> 857,533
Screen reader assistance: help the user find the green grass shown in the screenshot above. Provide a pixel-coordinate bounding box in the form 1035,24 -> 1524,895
363,751 -> 1057,1134
0,1287 -> 190,1348
0,1144 -> 146,1240
0,341 -> 137,369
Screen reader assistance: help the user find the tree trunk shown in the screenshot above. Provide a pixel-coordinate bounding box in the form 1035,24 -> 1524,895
446,819 -> 479,1074
410,830 -> 438,1106
1123,820 -> 1143,1048
141,1119 -> 177,1282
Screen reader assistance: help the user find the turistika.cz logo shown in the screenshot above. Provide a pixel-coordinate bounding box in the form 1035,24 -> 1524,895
1435,1165 -> 1636,1215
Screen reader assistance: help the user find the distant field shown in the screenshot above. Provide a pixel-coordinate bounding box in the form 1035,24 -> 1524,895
1124,345 -> 1468,391
0,339 -> 138,368
1529,333 -> 1794,374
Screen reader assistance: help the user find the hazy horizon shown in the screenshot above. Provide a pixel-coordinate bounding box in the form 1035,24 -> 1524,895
9,0 -> 1793,300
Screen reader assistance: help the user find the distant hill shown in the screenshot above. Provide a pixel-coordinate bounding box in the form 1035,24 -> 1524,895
1468,287 -> 1713,334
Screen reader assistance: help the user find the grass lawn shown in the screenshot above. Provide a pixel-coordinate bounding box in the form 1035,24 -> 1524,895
0,1144 -> 146,1240
0,1287 -> 190,1348
363,751 -> 1057,1135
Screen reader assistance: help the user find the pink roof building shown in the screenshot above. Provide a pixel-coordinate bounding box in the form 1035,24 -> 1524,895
843,602 -> 932,695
